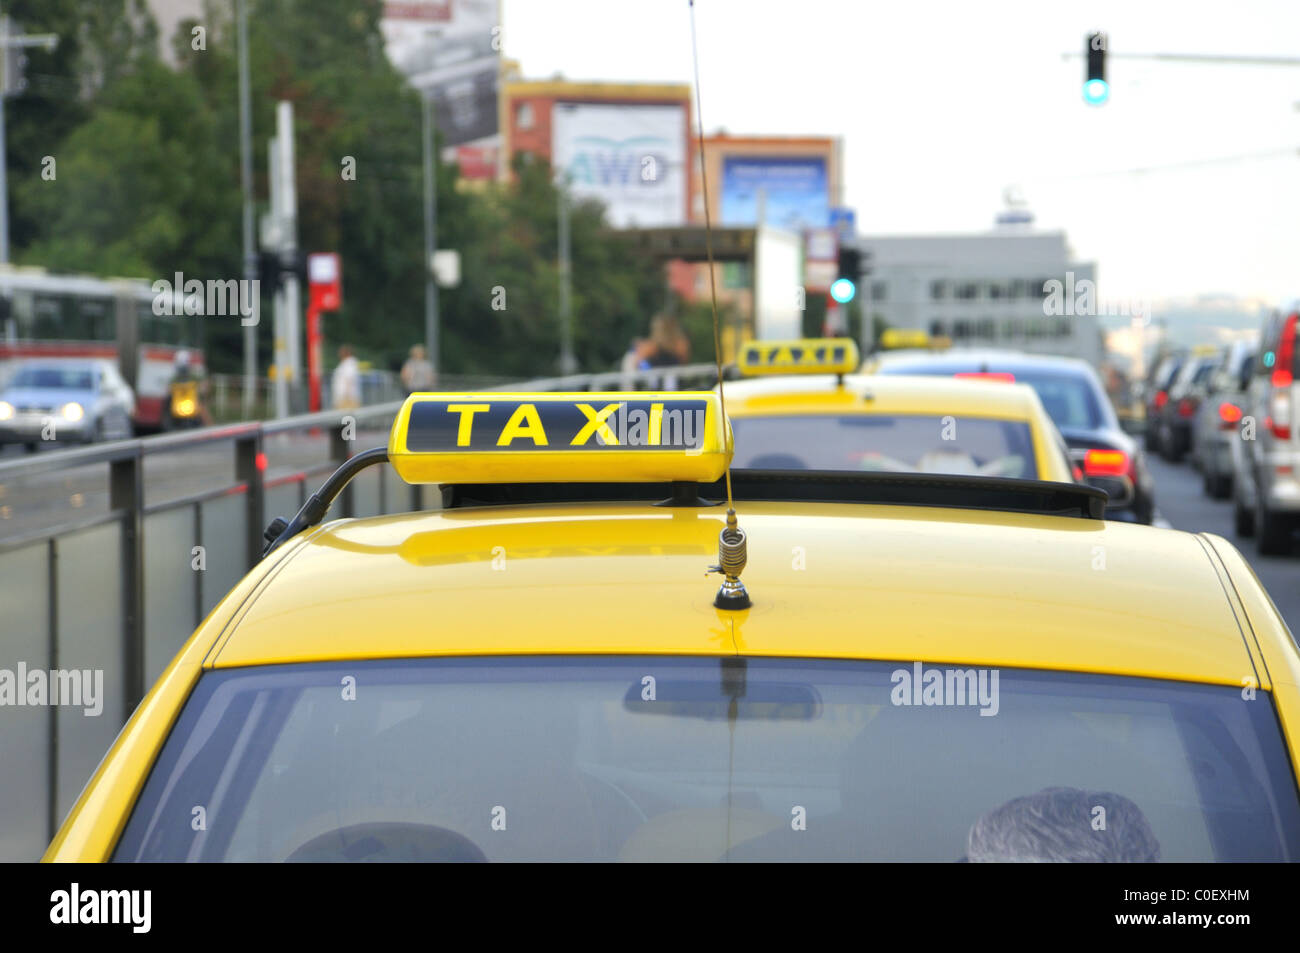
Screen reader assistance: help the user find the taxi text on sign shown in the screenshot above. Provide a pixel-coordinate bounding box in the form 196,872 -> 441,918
738,338 -> 859,376
387,392 -> 733,485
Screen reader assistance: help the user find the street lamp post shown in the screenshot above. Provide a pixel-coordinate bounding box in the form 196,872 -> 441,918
236,0 -> 257,417
556,170 -> 576,376
422,90 -> 439,378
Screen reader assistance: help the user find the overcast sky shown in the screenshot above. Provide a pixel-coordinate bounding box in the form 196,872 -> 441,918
501,0 -> 1300,309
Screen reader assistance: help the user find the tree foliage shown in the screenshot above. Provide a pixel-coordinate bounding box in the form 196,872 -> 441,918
6,0 -> 666,379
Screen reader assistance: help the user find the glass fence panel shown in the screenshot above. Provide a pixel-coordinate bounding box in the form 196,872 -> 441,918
201,493 -> 248,616
351,467 -> 381,520
0,543 -> 53,861
144,507 -> 196,687
54,521 -> 125,824
266,482 -> 304,528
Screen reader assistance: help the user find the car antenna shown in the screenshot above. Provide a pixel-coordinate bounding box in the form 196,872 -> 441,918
690,0 -> 749,611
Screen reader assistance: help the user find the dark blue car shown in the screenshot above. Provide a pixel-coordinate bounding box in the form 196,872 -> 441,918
867,349 -> 1155,523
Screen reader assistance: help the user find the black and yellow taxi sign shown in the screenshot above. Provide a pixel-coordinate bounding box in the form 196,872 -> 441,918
388,392 -> 732,484
879,328 -> 934,350
737,338 -> 860,376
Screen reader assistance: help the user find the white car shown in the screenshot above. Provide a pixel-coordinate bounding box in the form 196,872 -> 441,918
0,358 -> 136,451
1234,307 -> 1300,554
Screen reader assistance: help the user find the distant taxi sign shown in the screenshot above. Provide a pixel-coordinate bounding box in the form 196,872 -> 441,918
388,392 -> 732,485
737,338 -> 859,376
879,329 -> 933,350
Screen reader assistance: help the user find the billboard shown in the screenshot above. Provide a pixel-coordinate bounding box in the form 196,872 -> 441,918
381,0 -> 501,155
552,102 -> 688,228
720,156 -> 830,232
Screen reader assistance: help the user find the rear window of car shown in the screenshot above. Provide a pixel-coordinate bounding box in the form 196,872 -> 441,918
1154,358 -> 1183,390
729,413 -> 1038,478
1191,360 -> 1217,385
1231,348 -> 1257,379
113,657 -> 1300,862
874,364 -> 1106,431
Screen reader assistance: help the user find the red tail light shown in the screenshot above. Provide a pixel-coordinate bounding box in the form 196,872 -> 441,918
1269,313 -> 1296,439
1083,449 -> 1130,477
1272,313 -> 1296,390
1154,390 -> 1168,410
1071,464 -> 1083,481
954,372 -> 1015,382
1177,398 -> 1196,418
1218,402 -> 1242,428
1267,397 -> 1292,440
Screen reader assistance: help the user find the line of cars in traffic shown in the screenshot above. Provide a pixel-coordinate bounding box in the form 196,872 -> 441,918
1143,306 -> 1300,555
725,334 -> 1158,524
45,349 -> 1300,862
0,353 -> 210,451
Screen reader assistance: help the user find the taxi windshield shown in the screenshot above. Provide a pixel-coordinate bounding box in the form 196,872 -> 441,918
114,657 -> 1300,862
729,413 -> 1038,478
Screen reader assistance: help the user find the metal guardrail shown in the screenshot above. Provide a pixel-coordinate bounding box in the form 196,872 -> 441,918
0,364 -> 725,858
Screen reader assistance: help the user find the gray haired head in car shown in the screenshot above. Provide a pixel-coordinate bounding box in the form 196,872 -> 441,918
965,786 -> 1160,862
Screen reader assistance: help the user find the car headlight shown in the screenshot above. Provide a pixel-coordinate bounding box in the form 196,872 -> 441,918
61,402 -> 85,422
0,401 -> 13,421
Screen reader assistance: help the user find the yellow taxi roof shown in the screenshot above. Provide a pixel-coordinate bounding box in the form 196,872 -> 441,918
722,373 -> 1047,420
207,501 -> 1264,690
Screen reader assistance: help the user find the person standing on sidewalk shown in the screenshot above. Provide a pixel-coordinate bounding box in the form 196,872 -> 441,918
401,344 -> 436,395
332,344 -> 361,410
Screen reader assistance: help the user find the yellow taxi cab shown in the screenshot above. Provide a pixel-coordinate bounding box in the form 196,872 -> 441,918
728,338 -> 1077,483
44,392 -> 1300,862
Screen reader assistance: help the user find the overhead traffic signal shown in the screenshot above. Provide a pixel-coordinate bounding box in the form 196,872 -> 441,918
258,249 -> 307,293
834,246 -> 862,304
1084,32 -> 1108,105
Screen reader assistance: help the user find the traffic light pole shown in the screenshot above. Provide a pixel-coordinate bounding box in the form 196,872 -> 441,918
557,171 -> 576,375
1066,51 -> 1300,67
422,90 -> 440,379
860,273 -> 872,352
0,90 -> 8,267
237,0 -> 257,418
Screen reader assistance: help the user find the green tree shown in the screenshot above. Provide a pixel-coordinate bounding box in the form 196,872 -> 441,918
8,0 -> 674,383
18,57 -> 237,277
5,0 -> 160,254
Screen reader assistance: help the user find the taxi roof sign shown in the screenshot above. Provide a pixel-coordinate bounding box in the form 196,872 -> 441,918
737,338 -> 859,377
388,392 -> 733,485
879,328 -> 932,350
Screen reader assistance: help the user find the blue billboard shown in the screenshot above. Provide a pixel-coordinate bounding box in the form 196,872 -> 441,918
720,156 -> 830,231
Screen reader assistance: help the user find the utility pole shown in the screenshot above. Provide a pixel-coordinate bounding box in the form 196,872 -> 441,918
556,170 -> 576,375
422,90 -> 439,377
262,101 -> 298,419
265,139 -> 287,418
277,101 -> 300,410
236,0 -> 256,417
0,16 -> 58,265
